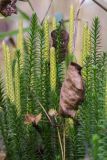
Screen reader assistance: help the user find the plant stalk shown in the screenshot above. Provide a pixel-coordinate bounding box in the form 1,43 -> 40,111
55,117 -> 64,160
37,100 -> 52,125
92,0 -> 107,12
63,120 -> 66,160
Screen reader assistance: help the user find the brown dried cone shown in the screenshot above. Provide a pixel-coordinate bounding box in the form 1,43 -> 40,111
0,0 -> 17,17
51,29 -> 69,62
59,62 -> 85,118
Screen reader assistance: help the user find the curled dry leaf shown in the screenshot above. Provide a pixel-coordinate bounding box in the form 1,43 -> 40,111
0,0 -> 17,17
59,62 -> 85,118
24,113 -> 42,125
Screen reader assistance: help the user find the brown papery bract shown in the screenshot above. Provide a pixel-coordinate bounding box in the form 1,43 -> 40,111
59,62 -> 85,118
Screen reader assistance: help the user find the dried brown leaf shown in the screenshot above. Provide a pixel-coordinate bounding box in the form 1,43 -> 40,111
24,113 -> 42,125
59,62 -> 85,118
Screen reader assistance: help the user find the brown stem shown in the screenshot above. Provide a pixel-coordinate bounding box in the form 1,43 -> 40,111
55,117 -> 64,160
37,100 -> 53,125
19,0 -> 34,11
92,0 -> 107,12
63,120 -> 66,160
41,0 -> 53,24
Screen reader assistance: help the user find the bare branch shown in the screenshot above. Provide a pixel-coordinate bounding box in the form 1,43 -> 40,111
41,0 -> 53,24
92,0 -> 107,12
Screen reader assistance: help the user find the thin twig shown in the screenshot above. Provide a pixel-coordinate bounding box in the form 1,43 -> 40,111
58,128 -> 64,160
41,0 -> 53,24
19,0 -> 34,11
73,0 -> 86,54
27,0 -> 34,11
63,120 -> 66,160
19,0 -> 42,24
55,117 -> 64,160
92,0 -> 107,12
37,100 -> 52,125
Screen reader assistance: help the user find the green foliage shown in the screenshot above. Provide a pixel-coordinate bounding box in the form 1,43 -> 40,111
0,14 -> 107,160
78,17 -> 107,159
